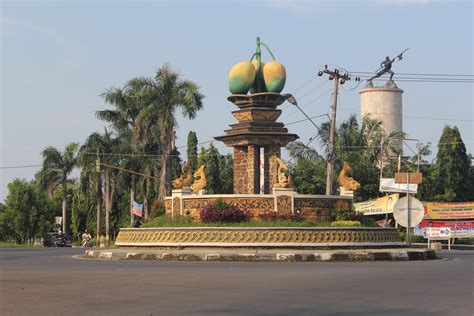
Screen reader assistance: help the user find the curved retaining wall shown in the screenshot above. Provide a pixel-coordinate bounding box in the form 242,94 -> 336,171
116,227 -> 401,248
164,191 -> 353,222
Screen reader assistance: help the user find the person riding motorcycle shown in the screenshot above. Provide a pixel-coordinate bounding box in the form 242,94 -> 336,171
82,229 -> 92,248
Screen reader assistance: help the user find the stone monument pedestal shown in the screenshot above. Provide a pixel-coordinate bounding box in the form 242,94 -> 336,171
171,188 -> 192,218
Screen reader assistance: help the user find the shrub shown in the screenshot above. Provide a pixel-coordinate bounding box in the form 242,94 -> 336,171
332,208 -> 361,221
258,211 -> 303,222
199,199 -> 250,223
330,221 -> 362,227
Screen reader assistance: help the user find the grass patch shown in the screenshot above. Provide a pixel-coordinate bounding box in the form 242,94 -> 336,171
0,242 -> 35,248
140,216 -> 377,228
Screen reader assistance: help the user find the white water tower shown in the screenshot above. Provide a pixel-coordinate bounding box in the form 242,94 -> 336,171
360,81 -> 403,153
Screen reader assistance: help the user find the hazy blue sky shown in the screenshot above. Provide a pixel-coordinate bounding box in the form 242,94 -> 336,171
1,0 -> 472,201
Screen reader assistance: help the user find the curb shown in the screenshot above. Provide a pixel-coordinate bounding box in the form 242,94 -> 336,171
82,249 -> 436,262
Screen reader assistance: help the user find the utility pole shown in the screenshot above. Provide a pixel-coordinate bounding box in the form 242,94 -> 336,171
318,66 -> 360,195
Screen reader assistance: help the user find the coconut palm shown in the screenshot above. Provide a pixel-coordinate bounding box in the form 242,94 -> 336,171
133,64 -> 204,202
39,143 -> 79,235
97,81 -> 149,211
78,130 -> 118,246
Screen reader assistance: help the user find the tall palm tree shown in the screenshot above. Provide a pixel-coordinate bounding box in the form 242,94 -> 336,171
78,130 -> 118,246
39,143 -> 79,235
97,80 -> 150,215
133,64 -> 204,202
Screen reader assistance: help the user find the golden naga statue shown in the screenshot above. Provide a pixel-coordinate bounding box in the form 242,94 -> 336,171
338,162 -> 361,191
272,157 -> 293,188
191,165 -> 206,194
172,161 -> 194,189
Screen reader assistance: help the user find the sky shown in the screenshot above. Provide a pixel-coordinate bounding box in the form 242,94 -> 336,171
1,0 -> 473,202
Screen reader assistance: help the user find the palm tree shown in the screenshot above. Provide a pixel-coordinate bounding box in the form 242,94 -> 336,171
133,64 -> 204,202
97,80 -> 152,216
78,130 -> 118,246
39,143 -> 79,235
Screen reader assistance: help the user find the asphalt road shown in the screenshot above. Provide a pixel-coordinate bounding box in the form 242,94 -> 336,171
0,248 -> 473,316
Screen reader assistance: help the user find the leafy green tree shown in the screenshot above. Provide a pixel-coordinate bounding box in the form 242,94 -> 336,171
287,142 -> 326,194
219,154 -> 234,194
3,179 -> 54,244
204,144 -> 222,194
38,143 -> 79,235
133,64 -> 204,202
288,114 -> 403,201
431,125 -> 472,201
171,147 -> 183,181
187,131 -> 198,172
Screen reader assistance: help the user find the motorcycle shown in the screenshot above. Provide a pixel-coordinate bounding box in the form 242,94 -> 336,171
82,233 -> 92,248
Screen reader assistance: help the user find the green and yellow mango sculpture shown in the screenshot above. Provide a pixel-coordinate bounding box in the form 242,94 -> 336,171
249,60 -> 266,94
228,38 -> 286,95
262,61 -> 286,93
228,61 -> 256,94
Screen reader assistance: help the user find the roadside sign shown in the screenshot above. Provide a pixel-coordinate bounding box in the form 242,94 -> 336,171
393,196 -> 424,227
379,178 -> 418,194
394,172 -> 423,184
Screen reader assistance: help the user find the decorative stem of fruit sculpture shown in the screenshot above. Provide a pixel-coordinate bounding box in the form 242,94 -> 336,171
228,37 -> 286,95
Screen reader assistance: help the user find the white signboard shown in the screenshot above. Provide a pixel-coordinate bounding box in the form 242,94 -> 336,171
380,178 -> 418,194
426,227 -> 452,238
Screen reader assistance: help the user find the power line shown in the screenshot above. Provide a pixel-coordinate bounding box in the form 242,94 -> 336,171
0,164 -> 43,169
340,107 -> 474,122
350,71 -> 474,77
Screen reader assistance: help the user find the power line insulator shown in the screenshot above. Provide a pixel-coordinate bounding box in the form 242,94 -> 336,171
329,75 -> 334,80
318,71 -> 323,77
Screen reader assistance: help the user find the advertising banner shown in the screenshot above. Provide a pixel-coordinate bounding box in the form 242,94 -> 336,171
415,220 -> 474,238
425,202 -> 474,220
354,194 -> 399,215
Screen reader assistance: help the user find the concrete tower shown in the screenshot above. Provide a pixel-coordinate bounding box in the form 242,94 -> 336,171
360,80 -> 403,152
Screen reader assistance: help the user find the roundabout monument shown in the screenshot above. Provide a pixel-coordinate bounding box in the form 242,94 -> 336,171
114,38 -> 402,249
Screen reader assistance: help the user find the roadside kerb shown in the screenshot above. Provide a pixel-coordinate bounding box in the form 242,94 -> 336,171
83,249 -> 436,262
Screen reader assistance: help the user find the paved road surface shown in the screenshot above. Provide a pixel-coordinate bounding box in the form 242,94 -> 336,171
1,248 -> 473,315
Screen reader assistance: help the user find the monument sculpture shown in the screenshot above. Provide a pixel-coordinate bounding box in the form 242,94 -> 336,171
113,38 -> 402,249
338,162 -> 360,197
361,49 -> 407,153
171,161 -> 193,189
215,37 -> 298,194
338,162 -> 361,192
366,48 -> 408,87
272,157 -> 293,189
191,165 -> 206,194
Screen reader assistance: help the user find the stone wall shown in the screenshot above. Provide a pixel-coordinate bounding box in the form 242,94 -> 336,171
165,190 -> 353,222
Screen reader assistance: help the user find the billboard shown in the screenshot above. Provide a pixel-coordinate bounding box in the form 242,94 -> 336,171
354,194 -> 399,215
425,202 -> 474,220
415,220 -> 474,238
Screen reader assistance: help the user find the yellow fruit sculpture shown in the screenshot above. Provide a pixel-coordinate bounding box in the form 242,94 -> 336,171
263,60 -> 286,93
228,61 -> 256,94
228,37 -> 286,95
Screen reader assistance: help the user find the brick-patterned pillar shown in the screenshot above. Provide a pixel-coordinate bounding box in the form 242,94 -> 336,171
233,146 -> 248,194
264,146 -> 281,193
248,145 -> 260,194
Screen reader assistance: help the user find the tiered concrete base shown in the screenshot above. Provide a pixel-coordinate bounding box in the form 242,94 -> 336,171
115,227 -> 401,248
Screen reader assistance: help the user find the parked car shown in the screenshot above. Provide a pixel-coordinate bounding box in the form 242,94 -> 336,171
43,232 -> 72,247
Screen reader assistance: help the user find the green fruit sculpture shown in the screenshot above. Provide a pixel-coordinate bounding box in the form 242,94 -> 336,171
228,61 -> 256,94
263,61 -> 286,93
249,60 -> 266,94
228,37 -> 286,95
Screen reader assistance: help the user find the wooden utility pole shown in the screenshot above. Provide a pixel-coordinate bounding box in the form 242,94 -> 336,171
318,66 -> 360,195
